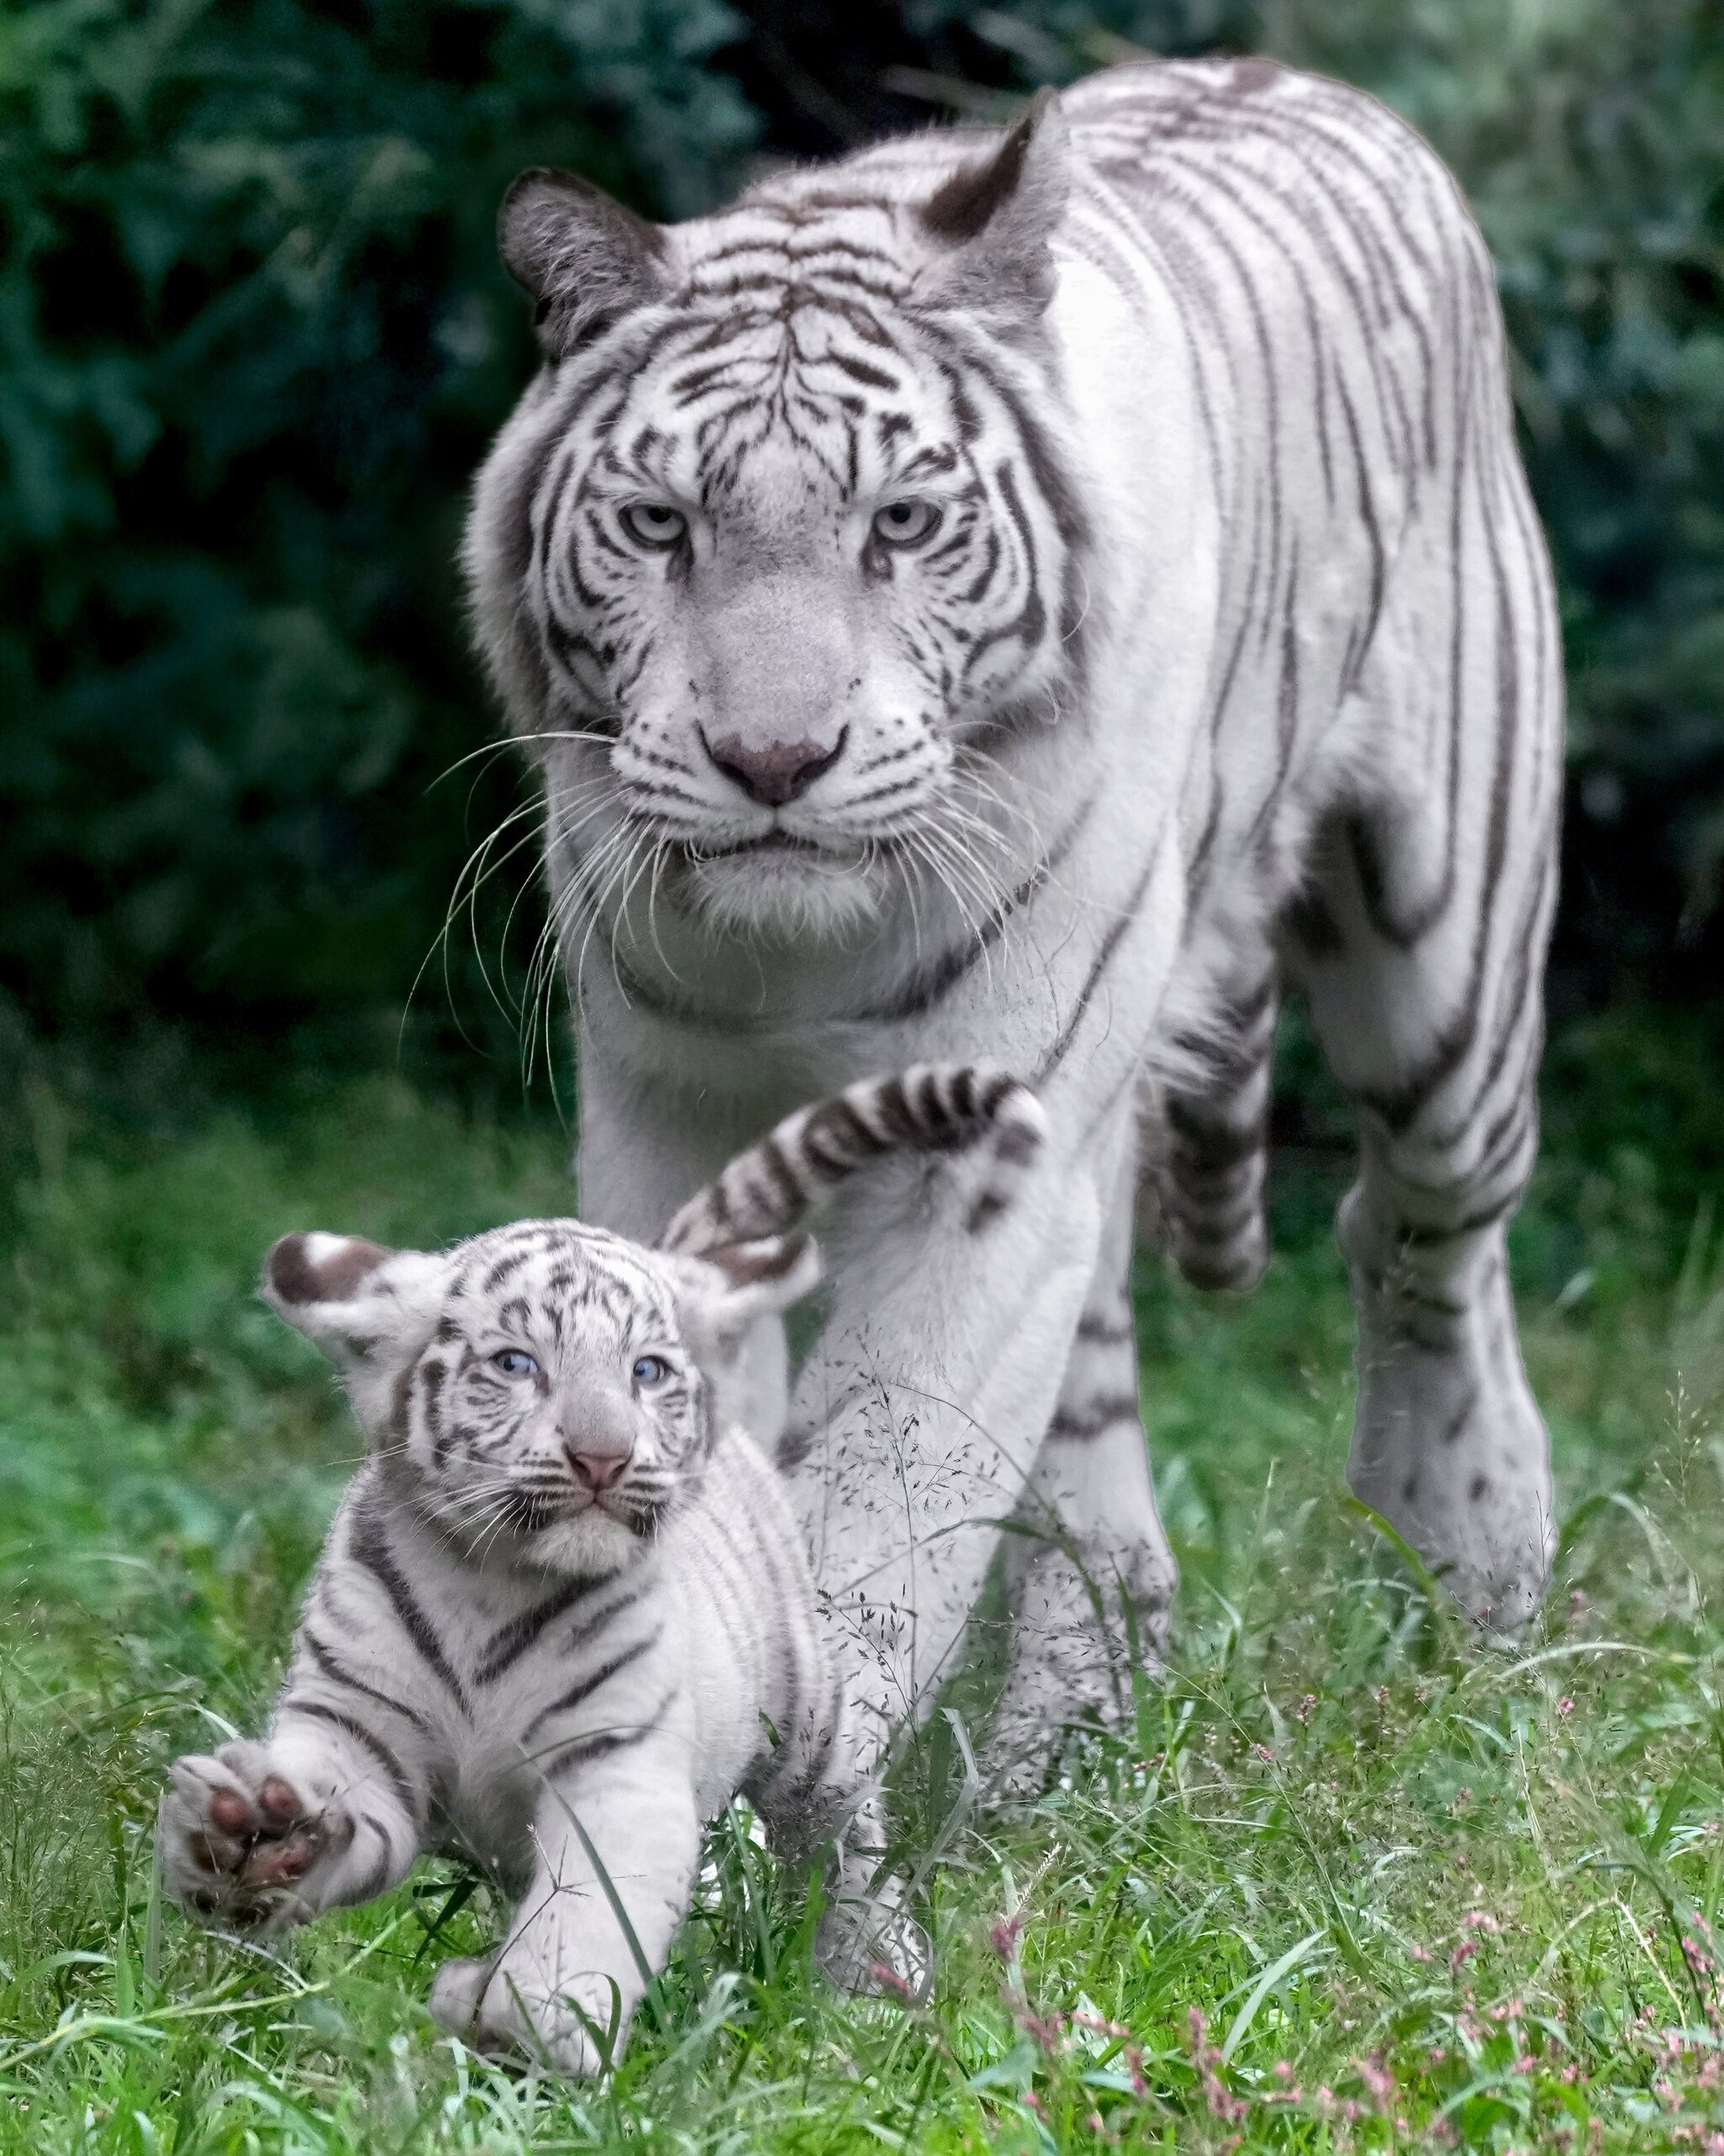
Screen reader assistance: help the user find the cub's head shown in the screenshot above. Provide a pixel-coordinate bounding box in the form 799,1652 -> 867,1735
466,92 -> 1088,941
263,1221 -> 816,1578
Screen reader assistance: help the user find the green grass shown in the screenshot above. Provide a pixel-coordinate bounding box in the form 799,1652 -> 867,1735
3,1009 -> 1724,2153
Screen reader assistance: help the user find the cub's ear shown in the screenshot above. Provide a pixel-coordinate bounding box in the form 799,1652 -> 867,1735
498,167 -> 668,357
262,1232 -> 447,1371
673,1234 -> 822,1356
704,1232 -> 822,1304
914,88 -> 1070,322
264,1232 -> 393,1312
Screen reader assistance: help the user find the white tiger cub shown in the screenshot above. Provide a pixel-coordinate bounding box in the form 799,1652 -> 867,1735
158,1066 -> 1045,2075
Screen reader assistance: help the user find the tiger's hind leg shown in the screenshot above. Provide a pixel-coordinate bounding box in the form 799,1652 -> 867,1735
1293,725 -> 1560,1625
987,1170 -> 1176,1791
1154,956 -> 1280,1294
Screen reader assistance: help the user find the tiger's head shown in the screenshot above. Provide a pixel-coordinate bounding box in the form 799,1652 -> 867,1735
263,1222 -> 817,1578
466,93 -> 1088,943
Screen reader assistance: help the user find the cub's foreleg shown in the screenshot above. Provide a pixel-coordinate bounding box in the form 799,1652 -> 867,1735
161,1715 -> 423,1931
161,1547 -> 439,1930
807,1788 -> 931,2002
429,1741 -> 701,2078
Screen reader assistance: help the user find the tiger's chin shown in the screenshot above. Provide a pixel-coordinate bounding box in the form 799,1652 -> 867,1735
684,842 -> 885,941
524,1509 -> 646,1581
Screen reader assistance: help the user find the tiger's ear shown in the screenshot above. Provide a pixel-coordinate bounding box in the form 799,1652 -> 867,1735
914,88 -> 1070,320
262,1232 -> 449,1372
498,167 -> 668,356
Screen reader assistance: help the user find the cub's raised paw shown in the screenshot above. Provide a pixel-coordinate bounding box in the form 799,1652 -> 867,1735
428,1951 -> 625,2079
160,1742 -> 353,1930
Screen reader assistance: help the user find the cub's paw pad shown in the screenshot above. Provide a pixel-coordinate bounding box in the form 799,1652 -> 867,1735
162,1747 -> 346,1926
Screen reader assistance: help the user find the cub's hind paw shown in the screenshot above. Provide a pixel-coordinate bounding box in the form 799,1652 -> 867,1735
430,1951 -> 620,2078
816,1886 -> 933,2004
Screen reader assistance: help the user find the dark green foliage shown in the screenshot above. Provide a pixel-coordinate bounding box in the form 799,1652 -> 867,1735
0,0 -> 753,1044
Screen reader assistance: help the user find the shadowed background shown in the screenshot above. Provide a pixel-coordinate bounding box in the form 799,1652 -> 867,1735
4,0 -> 1722,1128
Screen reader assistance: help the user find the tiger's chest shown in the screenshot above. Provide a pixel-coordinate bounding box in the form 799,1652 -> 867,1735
408,1557 -> 686,1864
417,1525 -> 774,1869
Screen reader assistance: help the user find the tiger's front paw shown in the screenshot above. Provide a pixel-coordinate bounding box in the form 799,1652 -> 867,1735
428,1951 -> 631,2079
160,1742 -> 355,1930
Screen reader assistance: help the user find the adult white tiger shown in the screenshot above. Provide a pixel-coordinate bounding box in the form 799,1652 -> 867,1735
466,59 -> 1562,1773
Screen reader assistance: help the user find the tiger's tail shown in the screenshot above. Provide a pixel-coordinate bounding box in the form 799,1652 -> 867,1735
658,1065 -> 1046,1257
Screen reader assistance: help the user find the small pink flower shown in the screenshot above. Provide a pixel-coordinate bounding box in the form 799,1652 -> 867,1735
1186,2006 -> 1246,2122
989,1914 -> 1024,1961
1557,1696 -> 1575,1716
1357,2053 -> 1396,2111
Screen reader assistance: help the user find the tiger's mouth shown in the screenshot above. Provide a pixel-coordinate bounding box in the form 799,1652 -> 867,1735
682,830 -> 830,860
495,1486 -> 650,1534
653,826 -> 889,938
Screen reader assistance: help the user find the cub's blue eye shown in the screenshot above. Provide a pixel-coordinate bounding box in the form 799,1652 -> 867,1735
493,1349 -> 538,1378
631,1355 -> 670,1387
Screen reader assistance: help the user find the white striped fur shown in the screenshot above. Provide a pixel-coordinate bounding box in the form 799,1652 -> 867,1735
158,1066 -> 1039,2073
466,61 -> 1564,1781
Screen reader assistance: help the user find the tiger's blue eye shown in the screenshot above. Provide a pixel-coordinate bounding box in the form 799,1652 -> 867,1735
631,1355 -> 670,1387
493,1349 -> 539,1378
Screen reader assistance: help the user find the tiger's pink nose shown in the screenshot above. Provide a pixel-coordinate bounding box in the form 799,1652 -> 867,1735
565,1440 -> 632,1493
701,727 -> 846,808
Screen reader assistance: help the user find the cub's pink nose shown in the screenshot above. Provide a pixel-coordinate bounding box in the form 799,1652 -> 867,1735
701,727 -> 846,808
566,1440 -> 632,1494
